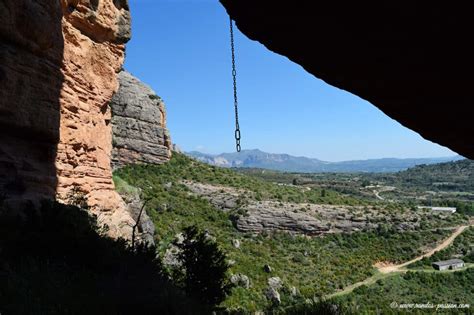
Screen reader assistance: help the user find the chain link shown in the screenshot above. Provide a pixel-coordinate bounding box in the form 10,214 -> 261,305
230,17 -> 241,152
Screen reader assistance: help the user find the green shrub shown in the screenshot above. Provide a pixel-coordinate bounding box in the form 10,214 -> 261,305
173,225 -> 232,306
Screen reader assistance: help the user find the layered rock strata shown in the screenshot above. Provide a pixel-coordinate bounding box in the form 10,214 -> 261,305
183,181 -> 431,235
110,71 -> 172,168
236,205 -> 330,235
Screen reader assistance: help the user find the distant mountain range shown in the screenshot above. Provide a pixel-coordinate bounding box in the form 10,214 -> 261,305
186,149 -> 464,173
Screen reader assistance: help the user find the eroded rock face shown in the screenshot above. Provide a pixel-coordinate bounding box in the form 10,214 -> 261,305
1,0 -> 137,240
110,71 -> 172,168
237,205 -> 330,235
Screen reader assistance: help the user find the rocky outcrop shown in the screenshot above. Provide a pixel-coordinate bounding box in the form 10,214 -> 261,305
265,277 -> 283,304
1,0 -> 139,240
119,187 -> 156,245
220,2 -> 474,159
182,181 -> 241,211
237,205 -> 330,235
110,71 -> 172,168
235,201 -> 427,234
183,181 -> 430,235
109,71 -> 172,242
230,273 -> 250,289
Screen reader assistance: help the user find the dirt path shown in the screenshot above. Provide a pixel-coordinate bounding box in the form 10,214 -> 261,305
377,224 -> 470,273
327,223 -> 472,298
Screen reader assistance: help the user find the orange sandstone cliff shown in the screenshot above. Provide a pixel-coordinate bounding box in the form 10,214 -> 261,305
0,0 -> 152,240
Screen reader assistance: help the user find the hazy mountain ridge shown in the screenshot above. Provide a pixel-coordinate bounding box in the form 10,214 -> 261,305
187,149 -> 464,173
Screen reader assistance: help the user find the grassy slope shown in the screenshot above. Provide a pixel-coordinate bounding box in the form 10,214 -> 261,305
114,153 -> 461,312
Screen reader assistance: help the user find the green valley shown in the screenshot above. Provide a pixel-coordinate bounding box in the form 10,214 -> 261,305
113,153 -> 473,313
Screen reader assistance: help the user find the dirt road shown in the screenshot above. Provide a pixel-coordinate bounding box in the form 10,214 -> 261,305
377,224 -> 470,273
327,223 -> 472,298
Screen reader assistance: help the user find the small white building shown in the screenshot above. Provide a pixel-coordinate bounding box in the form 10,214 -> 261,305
432,259 -> 464,271
417,206 -> 457,213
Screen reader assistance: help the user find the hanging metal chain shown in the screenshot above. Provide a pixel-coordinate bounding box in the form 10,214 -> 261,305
229,17 -> 241,152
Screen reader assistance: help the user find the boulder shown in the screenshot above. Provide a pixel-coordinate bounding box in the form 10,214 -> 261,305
230,273 -> 250,289
268,277 -> 283,290
265,287 -> 281,305
265,277 -> 283,304
232,239 -> 241,249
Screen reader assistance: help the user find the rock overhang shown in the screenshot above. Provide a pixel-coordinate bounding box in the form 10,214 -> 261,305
219,1 -> 474,159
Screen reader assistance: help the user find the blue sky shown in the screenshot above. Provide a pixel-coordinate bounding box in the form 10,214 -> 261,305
124,0 -> 455,162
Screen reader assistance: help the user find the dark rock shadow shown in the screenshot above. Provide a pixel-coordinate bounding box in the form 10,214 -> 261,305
0,0 -> 64,204
0,201 -> 209,314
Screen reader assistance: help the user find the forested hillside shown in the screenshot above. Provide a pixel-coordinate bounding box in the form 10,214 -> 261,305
113,153 -> 470,312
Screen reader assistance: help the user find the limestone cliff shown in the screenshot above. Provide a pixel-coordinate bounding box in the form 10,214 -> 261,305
0,0 -> 138,240
110,71 -> 172,168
